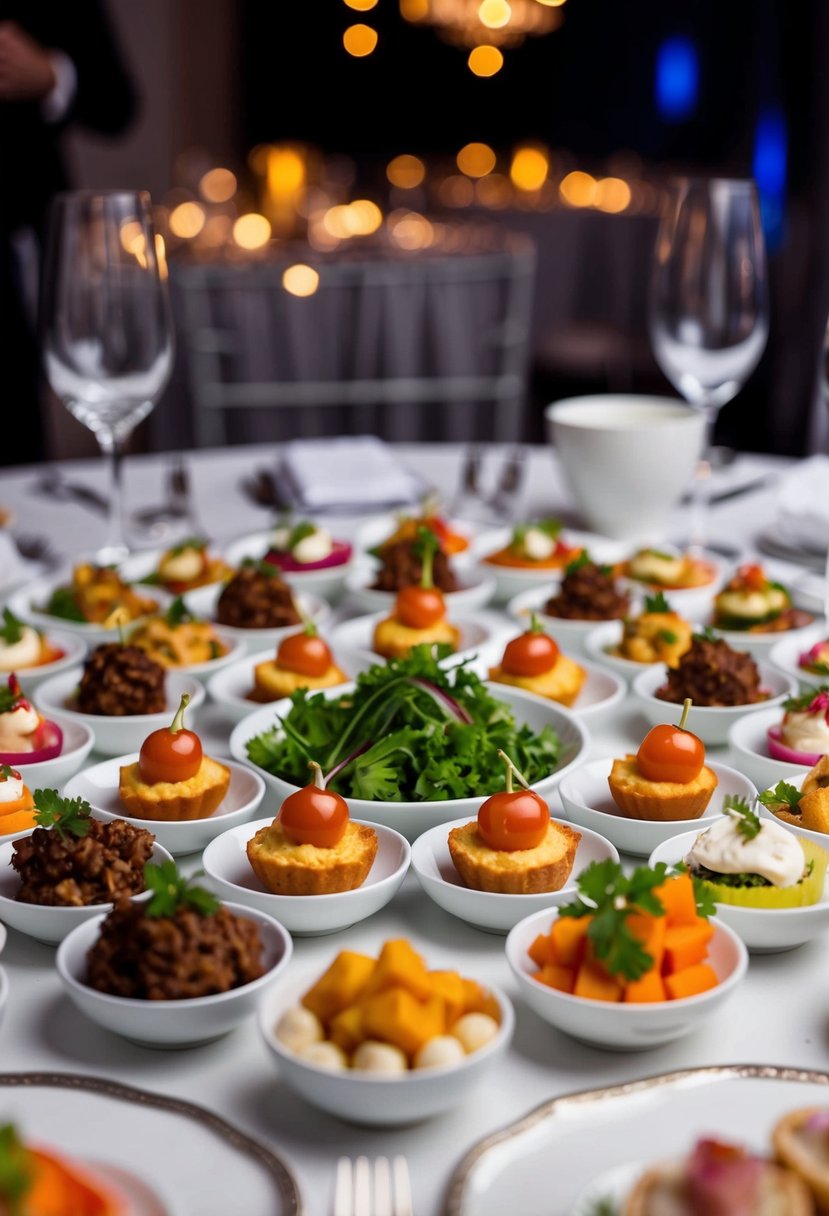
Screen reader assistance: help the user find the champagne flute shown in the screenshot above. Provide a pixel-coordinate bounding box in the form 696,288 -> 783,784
649,177 -> 768,551
41,190 -> 174,563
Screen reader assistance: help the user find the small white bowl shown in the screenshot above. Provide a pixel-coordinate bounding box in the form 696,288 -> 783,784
728,707 -> 812,792
0,837 -> 174,945
7,630 -> 88,694
258,975 -> 514,1125
470,527 -> 626,605
771,623 -> 829,690
230,682 -> 590,842
35,670 -> 206,758
65,755 -> 266,856
183,584 -> 332,656
631,662 -> 796,746
355,513 -> 479,557
223,531 -> 355,603
202,818 -> 410,935
619,548 -> 725,613
344,565 -> 496,615
584,620 -> 703,683
329,610 -> 506,668
758,785 -> 829,851
128,630 -> 246,685
558,758 -> 757,857
205,645 -> 374,725
506,905 -> 747,1050
709,614 -> 823,661
649,824 -> 829,953
472,651 -> 626,725
8,574 -> 169,646
508,585 -> 634,657
410,815 -> 619,934
119,547 -> 230,590
56,902 -> 292,1047
2,709 -> 95,789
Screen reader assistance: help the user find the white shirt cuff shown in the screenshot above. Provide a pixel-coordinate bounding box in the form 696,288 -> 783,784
41,51 -> 77,123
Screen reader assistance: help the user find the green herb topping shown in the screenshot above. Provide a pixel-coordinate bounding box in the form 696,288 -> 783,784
644,591 -> 672,615
0,608 -> 24,646
758,781 -> 802,812
32,789 -> 92,840
0,1123 -> 33,1208
0,765 -> 19,781
164,595 -> 197,627
143,860 -> 220,919
722,794 -> 761,840
167,537 -> 207,557
784,686 -> 829,712
43,586 -> 85,622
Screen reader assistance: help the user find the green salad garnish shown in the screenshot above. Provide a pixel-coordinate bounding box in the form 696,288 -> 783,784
246,648 -> 566,802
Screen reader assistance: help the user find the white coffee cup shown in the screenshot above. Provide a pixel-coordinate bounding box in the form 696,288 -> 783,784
544,394 -> 705,539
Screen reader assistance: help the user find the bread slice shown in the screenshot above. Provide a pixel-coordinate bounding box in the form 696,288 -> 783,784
447,819 -> 581,895
623,1158 -> 814,1215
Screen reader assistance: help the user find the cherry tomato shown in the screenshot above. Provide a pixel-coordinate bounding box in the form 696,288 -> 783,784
501,628 -> 559,677
395,585 -> 446,629
139,694 -> 202,784
477,788 -> 549,852
636,698 -> 704,784
279,763 -> 348,848
277,629 -> 333,677
738,563 -> 767,591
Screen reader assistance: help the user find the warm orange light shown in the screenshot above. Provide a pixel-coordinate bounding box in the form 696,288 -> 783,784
233,213 -> 272,249
438,175 -> 475,207
475,173 -> 511,208
201,214 -> 233,247
479,0 -> 511,28
199,167 -> 237,203
559,170 -> 596,207
349,198 -> 383,234
400,0 -> 429,19
595,176 -> 632,213
119,219 -> 145,255
390,210 -> 434,250
468,45 -> 503,76
456,142 -> 496,177
169,201 -> 205,239
534,0 -> 566,6
154,234 -> 168,280
282,264 -> 320,296
344,0 -> 378,8
267,147 -> 305,195
343,23 -> 378,56
510,145 -> 548,191
387,154 -> 426,189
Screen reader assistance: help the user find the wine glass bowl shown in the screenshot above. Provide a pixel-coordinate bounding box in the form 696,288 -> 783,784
41,191 -> 174,561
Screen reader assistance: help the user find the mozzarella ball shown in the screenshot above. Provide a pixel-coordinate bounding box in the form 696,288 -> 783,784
451,1013 -> 499,1054
275,1005 -> 324,1054
413,1035 -> 466,1070
351,1040 -> 408,1075
297,1040 -> 348,1071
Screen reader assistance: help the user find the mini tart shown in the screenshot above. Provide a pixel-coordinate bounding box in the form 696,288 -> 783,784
447,819 -> 581,894
623,1160 -> 814,1216
607,755 -> 718,821
487,654 -> 586,708
612,611 -> 693,668
246,818 -> 378,895
773,1108 -> 829,1213
692,838 -> 828,909
118,755 -> 231,821
372,616 -> 460,660
249,659 -> 348,702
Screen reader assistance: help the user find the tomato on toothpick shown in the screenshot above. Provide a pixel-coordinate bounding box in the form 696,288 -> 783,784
636,698 -> 705,785
477,749 -> 549,852
139,694 -> 203,785
276,621 -> 332,678
394,527 -> 446,629
501,614 -> 559,677
279,761 -> 348,849
737,563 -> 767,590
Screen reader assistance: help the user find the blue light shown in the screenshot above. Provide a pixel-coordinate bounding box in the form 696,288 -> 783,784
655,36 -> 699,122
753,105 -> 787,250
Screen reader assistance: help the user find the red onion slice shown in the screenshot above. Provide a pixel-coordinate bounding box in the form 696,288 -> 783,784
766,726 -> 821,767
0,719 -> 63,767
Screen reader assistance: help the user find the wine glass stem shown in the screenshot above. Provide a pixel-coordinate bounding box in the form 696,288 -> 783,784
688,408 -> 718,553
96,427 -> 129,563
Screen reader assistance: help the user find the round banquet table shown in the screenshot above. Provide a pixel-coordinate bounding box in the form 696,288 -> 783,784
0,441 -> 819,1216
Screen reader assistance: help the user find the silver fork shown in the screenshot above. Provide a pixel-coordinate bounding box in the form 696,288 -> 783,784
333,1156 -> 413,1216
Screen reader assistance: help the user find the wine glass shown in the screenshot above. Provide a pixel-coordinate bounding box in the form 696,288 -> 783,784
649,177 -> 768,550
41,190 -> 174,563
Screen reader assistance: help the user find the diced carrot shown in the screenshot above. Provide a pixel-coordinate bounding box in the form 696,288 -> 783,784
663,922 -> 714,974
624,969 -> 667,1004
626,913 -> 667,972
664,963 -> 719,1000
528,933 -> 556,968
535,964 -> 575,994
549,915 -> 591,968
654,873 -> 698,927
428,971 -> 465,1025
574,961 -> 623,1003
460,977 -> 487,1013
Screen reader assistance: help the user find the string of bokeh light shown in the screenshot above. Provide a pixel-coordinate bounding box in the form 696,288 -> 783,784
399,0 -> 565,75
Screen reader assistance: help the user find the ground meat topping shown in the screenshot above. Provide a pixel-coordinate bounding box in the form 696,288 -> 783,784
370,539 -> 459,593
216,566 -> 301,629
12,818 -> 155,907
656,635 -> 766,707
76,643 -> 167,716
85,901 -> 265,1000
544,561 -> 630,621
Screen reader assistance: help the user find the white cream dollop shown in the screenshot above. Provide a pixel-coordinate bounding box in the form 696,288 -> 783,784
293,528 -> 333,564
0,627 -> 42,672
0,704 -> 40,753
159,548 -> 204,583
687,810 -> 805,888
270,525 -> 292,551
522,528 -> 556,561
780,711 -> 829,757
0,774 -> 25,804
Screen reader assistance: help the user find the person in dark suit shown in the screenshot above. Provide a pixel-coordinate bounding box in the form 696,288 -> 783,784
0,3 -> 136,465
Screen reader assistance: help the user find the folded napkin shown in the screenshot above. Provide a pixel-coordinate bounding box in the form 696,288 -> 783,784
280,436 -> 428,512
0,532 -> 39,595
773,455 -> 829,553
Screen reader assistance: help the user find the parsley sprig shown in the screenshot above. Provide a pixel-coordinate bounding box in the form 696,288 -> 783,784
0,608 -> 24,646
0,1123 -> 33,1209
783,686 -> 829,713
164,595 -> 197,627
0,683 -> 22,715
33,789 -> 92,840
644,591 -> 671,615
0,765 -> 19,781
722,794 -> 761,840
758,781 -> 802,812
144,861 -> 220,919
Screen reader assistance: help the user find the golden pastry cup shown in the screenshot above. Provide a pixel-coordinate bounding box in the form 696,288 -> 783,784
118,756 -> 231,821
246,819 -> 378,896
607,755 -> 718,822
447,820 -> 581,895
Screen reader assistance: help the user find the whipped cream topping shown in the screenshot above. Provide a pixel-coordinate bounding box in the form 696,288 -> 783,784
521,528 -> 556,561
0,702 -> 41,753
0,626 -> 42,672
0,773 -> 25,803
293,528 -> 333,564
629,549 -> 685,583
160,547 -> 205,583
687,809 -> 805,888
781,711 -> 829,756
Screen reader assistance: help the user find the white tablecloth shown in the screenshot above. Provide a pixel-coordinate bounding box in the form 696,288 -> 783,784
0,443 -> 814,1216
